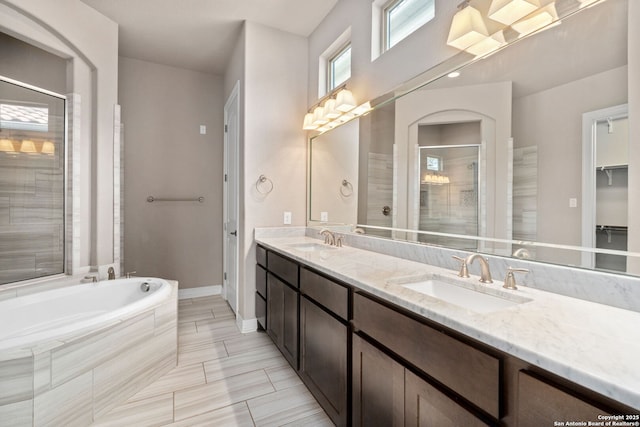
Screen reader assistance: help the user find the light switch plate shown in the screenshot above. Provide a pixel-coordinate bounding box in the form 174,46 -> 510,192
283,211 -> 292,225
569,198 -> 578,208
200,125 -> 206,135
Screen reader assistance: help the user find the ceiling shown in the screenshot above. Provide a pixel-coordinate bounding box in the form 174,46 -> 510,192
80,0 -> 338,75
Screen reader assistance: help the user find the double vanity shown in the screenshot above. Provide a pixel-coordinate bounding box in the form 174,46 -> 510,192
255,229 -> 640,426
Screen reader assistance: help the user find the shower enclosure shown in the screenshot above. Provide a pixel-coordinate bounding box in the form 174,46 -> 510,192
418,144 -> 480,250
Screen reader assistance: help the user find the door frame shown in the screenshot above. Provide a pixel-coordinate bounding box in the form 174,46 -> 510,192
581,103 -> 628,269
223,81 -> 240,313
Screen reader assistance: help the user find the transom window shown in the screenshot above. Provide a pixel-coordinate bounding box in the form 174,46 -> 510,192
328,44 -> 351,92
383,0 -> 435,51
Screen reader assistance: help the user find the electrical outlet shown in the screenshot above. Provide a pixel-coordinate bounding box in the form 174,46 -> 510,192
200,125 -> 207,135
283,211 -> 292,225
321,211 -> 329,222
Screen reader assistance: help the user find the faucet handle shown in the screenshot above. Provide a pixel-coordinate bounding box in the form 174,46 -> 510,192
336,236 -> 343,247
125,271 -> 137,279
452,256 -> 470,278
503,267 -> 529,290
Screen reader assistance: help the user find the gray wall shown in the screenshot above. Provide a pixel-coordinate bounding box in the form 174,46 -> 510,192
0,32 -> 66,93
119,57 -> 224,289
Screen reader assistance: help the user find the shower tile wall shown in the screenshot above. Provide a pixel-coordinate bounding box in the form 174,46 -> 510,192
0,149 -> 64,284
512,146 -> 538,255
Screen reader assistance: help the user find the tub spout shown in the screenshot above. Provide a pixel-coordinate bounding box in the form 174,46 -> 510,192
107,267 -> 115,280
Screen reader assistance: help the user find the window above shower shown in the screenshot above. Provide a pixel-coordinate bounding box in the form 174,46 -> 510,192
0,76 -> 66,285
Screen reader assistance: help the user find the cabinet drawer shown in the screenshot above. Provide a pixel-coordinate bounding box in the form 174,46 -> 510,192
353,292 -> 501,419
256,245 -> 267,268
300,268 -> 349,321
256,264 -> 267,298
268,251 -> 299,288
517,371 -> 613,426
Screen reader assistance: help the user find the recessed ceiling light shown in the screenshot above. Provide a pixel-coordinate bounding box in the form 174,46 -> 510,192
448,71 -> 461,78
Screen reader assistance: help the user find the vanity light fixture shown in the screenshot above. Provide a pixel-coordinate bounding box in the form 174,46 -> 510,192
41,141 -> 55,155
302,87 -> 372,133
0,138 -> 16,153
465,29 -> 506,56
323,98 -> 341,119
447,1 -> 490,51
511,2 -> 559,37
334,89 -> 357,112
303,113 -> 319,130
488,0 -> 540,26
20,139 -> 38,154
312,106 -> 329,126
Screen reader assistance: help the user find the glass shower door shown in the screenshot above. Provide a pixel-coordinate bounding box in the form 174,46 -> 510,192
418,145 -> 479,250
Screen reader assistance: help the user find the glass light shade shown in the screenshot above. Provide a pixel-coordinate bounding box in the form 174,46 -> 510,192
335,89 -> 357,112
41,141 -> 55,155
447,5 -> 489,51
20,139 -> 38,154
488,0 -> 540,26
466,30 -> 506,57
303,113 -> 318,130
0,138 -> 16,152
511,3 -> 558,37
323,99 -> 341,119
312,106 -> 328,126
352,102 -> 372,116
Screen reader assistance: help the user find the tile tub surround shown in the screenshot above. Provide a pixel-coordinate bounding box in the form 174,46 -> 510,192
0,281 -> 178,426
93,295 -> 333,426
255,233 -> 640,410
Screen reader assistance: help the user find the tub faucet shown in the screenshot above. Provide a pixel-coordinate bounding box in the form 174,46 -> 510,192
107,267 -> 115,280
465,253 -> 493,283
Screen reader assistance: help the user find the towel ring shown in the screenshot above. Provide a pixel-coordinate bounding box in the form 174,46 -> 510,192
256,174 -> 274,195
340,179 -> 353,197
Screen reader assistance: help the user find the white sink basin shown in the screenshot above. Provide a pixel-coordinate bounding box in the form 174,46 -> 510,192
287,243 -> 337,252
394,276 -> 531,314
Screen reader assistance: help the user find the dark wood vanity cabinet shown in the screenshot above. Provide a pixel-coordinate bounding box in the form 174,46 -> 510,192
255,246 -> 267,330
299,268 -> 350,427
353,292 -> 495,426
257,246 -> 638,426
265,250 -> 299,369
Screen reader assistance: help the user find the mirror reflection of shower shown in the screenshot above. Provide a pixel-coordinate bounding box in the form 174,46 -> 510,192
418,143 -> 480,250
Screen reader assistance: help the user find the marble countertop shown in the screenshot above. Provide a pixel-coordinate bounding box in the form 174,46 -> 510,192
256,235 -> 640,411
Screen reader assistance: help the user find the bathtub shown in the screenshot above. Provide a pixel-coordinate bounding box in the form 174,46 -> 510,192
0,277 -> 178,426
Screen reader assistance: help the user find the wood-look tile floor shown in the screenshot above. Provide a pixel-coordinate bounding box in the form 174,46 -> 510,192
93,295 -> 334,427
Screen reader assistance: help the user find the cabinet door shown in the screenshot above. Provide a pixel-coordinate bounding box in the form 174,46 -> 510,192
300,297 -> 348,426
281,281 -> 299,369
517,371 -> 613,427
352,334 -> 404,427
266,273 -> 284,345
405,370 -> 489,427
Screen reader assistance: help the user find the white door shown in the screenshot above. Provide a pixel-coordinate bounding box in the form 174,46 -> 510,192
223,82 -> 240,314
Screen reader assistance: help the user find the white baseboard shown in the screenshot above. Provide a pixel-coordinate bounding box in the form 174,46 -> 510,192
236,314 -> 258,333
178,285 -> 221,300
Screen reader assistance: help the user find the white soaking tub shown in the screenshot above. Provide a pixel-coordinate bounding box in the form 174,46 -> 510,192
0,277 -> 178,426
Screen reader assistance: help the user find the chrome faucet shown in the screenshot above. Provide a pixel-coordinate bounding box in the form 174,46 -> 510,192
320,229 -> 336,246
465,253 -> 493,283
107,267 -> 116,280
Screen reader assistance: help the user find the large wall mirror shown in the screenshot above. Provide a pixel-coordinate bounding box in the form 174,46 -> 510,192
309,0 -> 640,276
